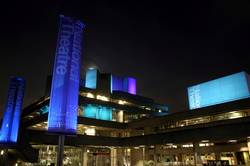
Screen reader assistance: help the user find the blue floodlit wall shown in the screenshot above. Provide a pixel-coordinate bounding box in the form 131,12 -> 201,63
111,75 -> 136,95
85,68 -> 97,89
0,77 -> 25,143
81,104 -> 112,121
48,15 -> 85,134
188,71 -> 250,110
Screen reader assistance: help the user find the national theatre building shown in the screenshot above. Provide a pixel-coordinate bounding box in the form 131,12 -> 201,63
1,69 -> 250,166
1,15 -> 250,166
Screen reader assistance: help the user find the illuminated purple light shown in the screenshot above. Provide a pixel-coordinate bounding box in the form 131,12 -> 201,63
127,77 -> 136,95
111,75 -> 136,95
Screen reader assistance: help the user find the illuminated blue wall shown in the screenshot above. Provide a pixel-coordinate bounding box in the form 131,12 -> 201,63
48,15 -> 85,134
85,68 -> 97,89
83,104 -> 97,118
0,77 -> 25,143
81,104 -> 112,121
97,107 -> 112,120
188,71 -> 250,110
111,75 -> 136,95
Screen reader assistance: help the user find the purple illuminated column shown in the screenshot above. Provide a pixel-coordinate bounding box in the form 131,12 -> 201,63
127,77 -> 136,95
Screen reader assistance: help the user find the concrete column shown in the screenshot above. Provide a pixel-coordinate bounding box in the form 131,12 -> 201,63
82,147 -> 88,166
232,152 -> 238,165
247,138 -> 250,155
215,152 -> 221,161
131,148 -> 144,166
243,151 -> 250,166
117,148 -> 124,166
110,148 -> 117,166
124,148 -> 131,166
177,153 -> 182,165
193,143 -> 201,166
117,111 -> 124,122
142,146 -> 145,165
246,138 -> 250,166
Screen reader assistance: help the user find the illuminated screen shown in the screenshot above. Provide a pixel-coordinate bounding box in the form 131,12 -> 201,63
48,15 -> 84,134
0,77 -> 25,143
188,71 -> 250,110
81,104 -> 112,121
85,68 -> 97,89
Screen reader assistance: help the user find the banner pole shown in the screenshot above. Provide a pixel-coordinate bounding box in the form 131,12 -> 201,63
56,135 -> 65,166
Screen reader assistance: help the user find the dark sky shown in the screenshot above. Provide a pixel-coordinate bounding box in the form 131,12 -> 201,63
0,0 -> 250,114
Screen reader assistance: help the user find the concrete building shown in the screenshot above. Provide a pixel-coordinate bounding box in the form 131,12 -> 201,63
1,70 -> 250,166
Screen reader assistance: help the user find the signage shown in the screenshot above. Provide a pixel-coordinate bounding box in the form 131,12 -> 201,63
0,77 -> 25,143
48,15 -> 84,134
188,71 -> 250,110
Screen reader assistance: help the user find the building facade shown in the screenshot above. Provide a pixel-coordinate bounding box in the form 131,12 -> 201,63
1,70 -> 250,166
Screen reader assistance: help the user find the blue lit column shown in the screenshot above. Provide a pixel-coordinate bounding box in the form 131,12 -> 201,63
0,77 -> 25,144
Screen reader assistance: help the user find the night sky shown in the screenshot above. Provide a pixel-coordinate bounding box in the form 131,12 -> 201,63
0,1 -> 250,115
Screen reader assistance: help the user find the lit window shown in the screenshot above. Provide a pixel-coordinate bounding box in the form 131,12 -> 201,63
199,143 -> 214,147
229,112 -> 243,119
201,140 -> 209,143
85,128 -> 96,136
118,100 -> 126,105
182,144 -> 193,148
86,93 -> 95,98
96,95 -> 109,101
228,140 -> 237,143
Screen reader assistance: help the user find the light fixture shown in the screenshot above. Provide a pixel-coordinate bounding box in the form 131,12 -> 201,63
0,150 -> 4,155
201,140 -> 209,143
228,140 -> 237,143
182,144 -> 193,148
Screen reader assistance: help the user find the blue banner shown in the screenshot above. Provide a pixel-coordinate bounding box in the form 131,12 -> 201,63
0,77 -> 25,143
48,15 -> 84,134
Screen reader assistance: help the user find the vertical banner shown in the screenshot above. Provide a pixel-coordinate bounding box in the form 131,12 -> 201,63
48,15 -> 85,134
0,77 -> 25,143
